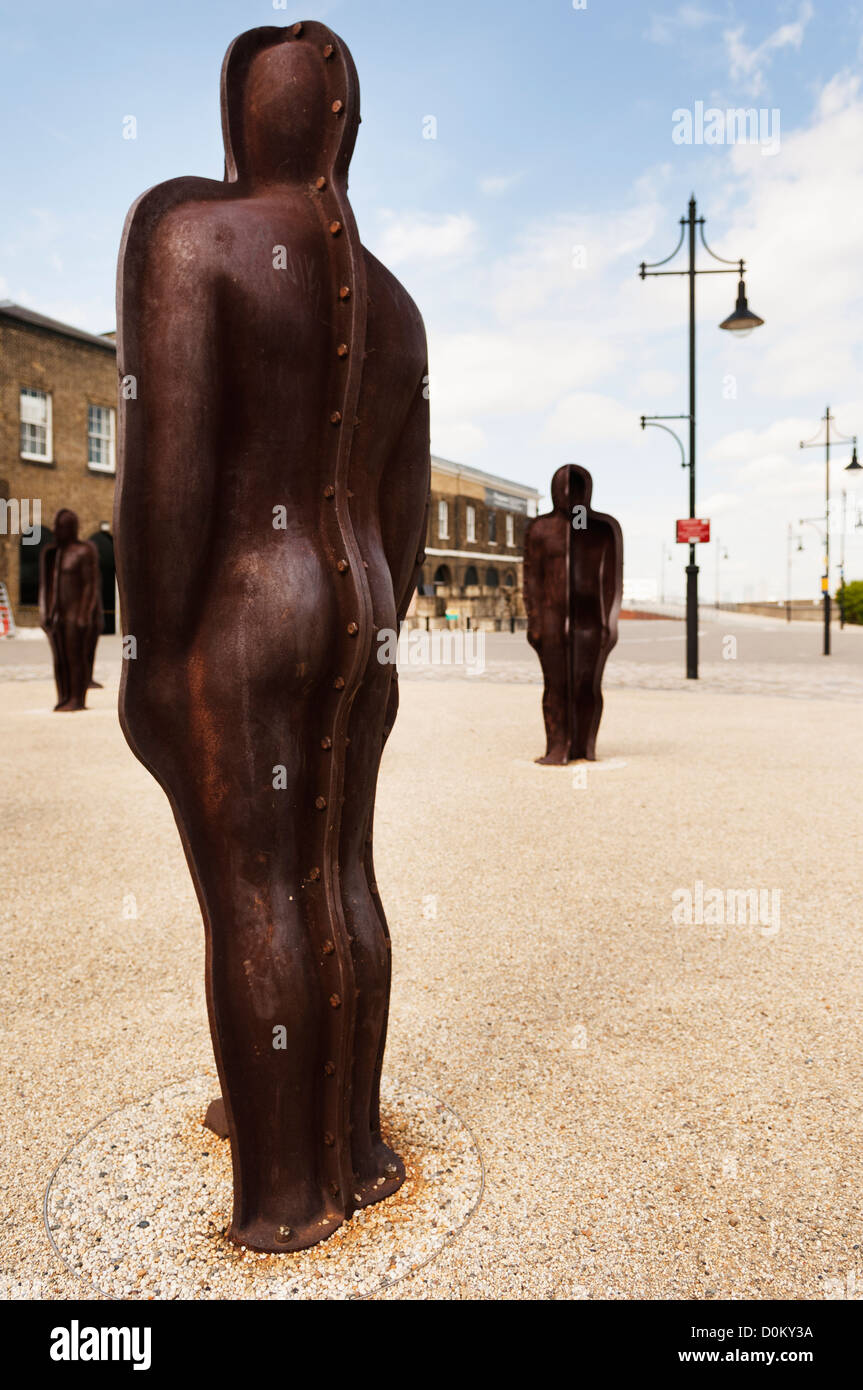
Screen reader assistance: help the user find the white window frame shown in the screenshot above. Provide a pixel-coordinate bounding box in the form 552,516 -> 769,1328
438,499 -> 449,539
87,404 -> 116,474
19,388 -> 52,462
506,513 -> 515,547
466,504 -> 476,543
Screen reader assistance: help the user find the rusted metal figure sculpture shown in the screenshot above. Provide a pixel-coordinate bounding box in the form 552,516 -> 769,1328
39,509 -> 101,712
115,22 -> 430,1253
524,465 -> 622,763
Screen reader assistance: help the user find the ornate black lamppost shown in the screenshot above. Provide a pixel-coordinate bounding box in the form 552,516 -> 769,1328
639,195 -> 763,678
799,409 -> 859,653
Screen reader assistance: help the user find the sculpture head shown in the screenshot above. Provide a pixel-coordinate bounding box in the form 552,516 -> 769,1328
550,464 -> 593,515
221,23 -> 360,188
53,509 -> 79,546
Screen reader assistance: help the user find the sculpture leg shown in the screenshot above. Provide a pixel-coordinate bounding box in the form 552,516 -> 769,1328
172,745 -> 346,1254
339,663 -> 405,1207
570,636 -> 606,762
55,620 -> 88,711
536,640 -> 570,764
47,626 -> 69,711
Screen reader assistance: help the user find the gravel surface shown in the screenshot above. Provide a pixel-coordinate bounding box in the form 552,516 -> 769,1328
45,1075 -> 482,1301
1,669 -> 861,1300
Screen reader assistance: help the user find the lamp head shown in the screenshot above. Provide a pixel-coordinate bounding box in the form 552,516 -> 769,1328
719,279 -> 764,336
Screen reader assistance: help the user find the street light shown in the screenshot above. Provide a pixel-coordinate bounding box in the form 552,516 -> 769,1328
798,408 -> 858,654
718,280 -> 765,337
714,538 -> 729,608
639,195 -> 763,678
786,523 -> 804,623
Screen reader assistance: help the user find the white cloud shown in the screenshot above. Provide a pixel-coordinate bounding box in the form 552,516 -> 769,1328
645,5 -> 719,46
478,174 -> 522,196
724,2 -> 813,98
373,211 -> 478,267
543,392 -> 642,446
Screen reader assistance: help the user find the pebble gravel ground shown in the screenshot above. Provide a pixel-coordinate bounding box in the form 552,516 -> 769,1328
45,1076 -> 482,1300
1,661 -> 861,1301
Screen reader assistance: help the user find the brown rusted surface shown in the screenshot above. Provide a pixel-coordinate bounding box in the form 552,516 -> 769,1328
115,23 -> 430,1253
39,509 -> 101,712
524,465 -> 623,763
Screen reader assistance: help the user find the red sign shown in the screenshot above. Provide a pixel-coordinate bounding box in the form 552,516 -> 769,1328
676,518 -> 710,544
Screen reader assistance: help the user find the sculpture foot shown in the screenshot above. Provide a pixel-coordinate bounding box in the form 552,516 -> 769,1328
351,1139 -> 406,1210
55,699 -> 86,712
535,749 -> 569,765
228,1210 -> 346,1255
88,679 -> 103,689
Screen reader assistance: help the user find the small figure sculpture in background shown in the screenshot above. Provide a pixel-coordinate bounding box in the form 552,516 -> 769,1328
39,508 -> 101,712
524,464 -> 623,763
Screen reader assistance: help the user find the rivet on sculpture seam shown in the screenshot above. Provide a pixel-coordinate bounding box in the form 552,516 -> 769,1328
329,220 -> 342,236
324,483 -> 335,498
331,99 -> 344,114
337,342 -> 349,357
323,939 -> 335,955
329,994 -> 342,1009
347,622 -> 359,635
330,411 -> 342,425
339,285 -> 351,300
333,676 -> 345,689
315,176 -> 327,190
315,796 -> 327,810
337,559 -> 349,572
321,736 -> 333,749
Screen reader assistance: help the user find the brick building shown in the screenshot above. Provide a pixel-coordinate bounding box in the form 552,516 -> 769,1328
0,302 -> 118,630
413,456 -> 540,630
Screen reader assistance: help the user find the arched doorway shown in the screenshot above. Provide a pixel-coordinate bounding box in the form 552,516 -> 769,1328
18,525 -> 53,608
463,565 -> 479,589
88,530 -> 116,634
485,567 -> 499,588
433,564 -> 452,595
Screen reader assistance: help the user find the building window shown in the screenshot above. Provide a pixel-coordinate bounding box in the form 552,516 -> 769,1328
88,404 -> 116,473
438,499 -> 449,539
20,389 -> 52,461
488,512 -> 497,544
506,513 -> 515,547
466,505 -> 476,542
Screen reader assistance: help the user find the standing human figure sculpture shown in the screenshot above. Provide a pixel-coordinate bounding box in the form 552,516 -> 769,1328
115,22 -> 430,1253
39,509 -> 100,712
524,465 -> 623,763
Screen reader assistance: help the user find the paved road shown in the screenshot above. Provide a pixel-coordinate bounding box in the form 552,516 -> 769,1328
4,615 -> 863,701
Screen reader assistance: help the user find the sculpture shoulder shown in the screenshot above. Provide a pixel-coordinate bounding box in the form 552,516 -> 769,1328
526,514 -> 560,545
120,176 -> 234,282
590,510 -> 623,547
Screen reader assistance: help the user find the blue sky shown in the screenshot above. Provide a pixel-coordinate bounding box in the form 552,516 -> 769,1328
3,0 -> 863,601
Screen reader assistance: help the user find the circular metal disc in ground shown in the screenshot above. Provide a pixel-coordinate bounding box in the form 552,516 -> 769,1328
45,1076 -> 483,1300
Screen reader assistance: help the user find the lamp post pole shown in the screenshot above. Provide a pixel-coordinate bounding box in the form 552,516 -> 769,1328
786,523 -> 804,622
640,195 -> 763,679
799,409 -> 859,655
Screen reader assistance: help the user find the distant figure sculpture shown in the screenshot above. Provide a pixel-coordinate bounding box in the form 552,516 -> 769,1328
39,509 -> 100,712
524,465 -> 622,763
116,23 -> 430,1253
